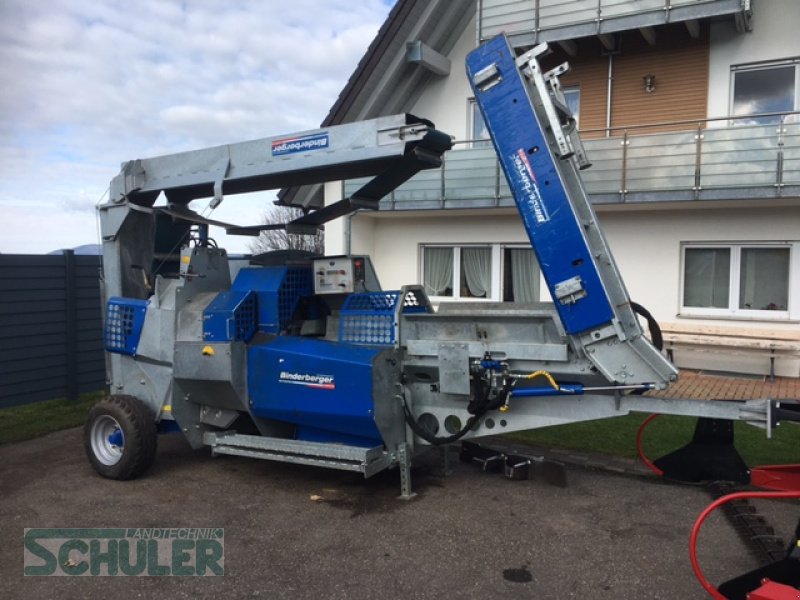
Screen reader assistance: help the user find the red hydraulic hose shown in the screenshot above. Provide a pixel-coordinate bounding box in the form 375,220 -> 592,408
689,490 -> 800,599
636,413 -> 664,476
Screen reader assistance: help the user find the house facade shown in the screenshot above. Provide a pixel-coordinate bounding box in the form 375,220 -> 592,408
285,0 -> 800,377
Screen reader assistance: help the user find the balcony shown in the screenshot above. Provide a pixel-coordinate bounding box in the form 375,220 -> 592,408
478,0 -> 752,47
343,113 -> 800,210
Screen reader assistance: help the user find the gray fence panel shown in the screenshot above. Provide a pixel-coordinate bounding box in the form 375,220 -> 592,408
0,252 -> 107,408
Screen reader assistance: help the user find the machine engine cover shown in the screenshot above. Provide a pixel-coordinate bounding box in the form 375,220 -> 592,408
248,337 -> 385,446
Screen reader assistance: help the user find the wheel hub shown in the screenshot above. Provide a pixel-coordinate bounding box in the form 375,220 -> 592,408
90,415 -> 125,466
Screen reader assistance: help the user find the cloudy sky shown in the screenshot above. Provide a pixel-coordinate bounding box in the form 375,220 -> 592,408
0,0 -> 393,254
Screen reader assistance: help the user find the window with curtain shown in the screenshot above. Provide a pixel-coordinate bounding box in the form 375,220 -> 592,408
461,247 -> 491,298
504,247 -> 538,302
421,245 -> 540,302
739,247 -> 789,311
731,61 -> 798,125
423,246 -> 453,296
681,243 -> 794,318
683,248 -> 730,308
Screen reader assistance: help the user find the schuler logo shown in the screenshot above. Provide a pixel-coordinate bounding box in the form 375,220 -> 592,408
279,371 -> 336,390
24,528 -> 224,576
510,148 -> 550,224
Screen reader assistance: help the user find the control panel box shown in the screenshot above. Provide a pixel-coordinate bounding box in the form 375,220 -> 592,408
313,256 -> 379,295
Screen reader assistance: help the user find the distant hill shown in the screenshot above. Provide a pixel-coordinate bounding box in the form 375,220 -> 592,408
48,244 -> 102,256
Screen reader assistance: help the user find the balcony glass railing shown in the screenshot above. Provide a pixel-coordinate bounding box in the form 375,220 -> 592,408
343,112 -> 800,208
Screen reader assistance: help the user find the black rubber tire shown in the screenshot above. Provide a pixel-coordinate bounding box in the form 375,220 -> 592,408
84,395 -> 157,480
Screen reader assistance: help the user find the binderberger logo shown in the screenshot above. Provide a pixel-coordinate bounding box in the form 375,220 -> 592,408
271,132 -> 329,156
279,371 -> 335,390
24,528 -> 224,576
510,148 -> 550,224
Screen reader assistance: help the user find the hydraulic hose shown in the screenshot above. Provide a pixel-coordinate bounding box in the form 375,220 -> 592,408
689,490 -> 800,599
631,301 -> 663,351
635,413 -> 664,476
628,302 -> 664,397
400,376 -> 513,446
400,397 -> 481,446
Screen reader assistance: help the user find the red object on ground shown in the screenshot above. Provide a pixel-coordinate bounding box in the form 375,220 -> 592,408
636,413 -> 664,476
750,464 -> 800,492
690,491 -> 800,599
746,579 -> 800,600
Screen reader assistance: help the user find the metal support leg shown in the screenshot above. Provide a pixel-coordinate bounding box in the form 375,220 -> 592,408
438,444 -> 452,478
397,443 -> 417,501
769,352 -> 776,382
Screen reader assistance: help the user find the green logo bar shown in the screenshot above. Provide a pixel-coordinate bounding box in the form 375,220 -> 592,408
24,528 -> 224,576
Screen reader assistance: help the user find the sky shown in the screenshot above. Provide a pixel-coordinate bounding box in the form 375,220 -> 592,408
0,0 -> 394,254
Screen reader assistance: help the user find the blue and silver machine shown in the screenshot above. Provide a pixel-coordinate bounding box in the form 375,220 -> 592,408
87,36 -> 779,497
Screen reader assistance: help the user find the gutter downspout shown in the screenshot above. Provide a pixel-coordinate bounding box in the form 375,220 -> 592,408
344,213 -> 352,255
606,52 -> 613,137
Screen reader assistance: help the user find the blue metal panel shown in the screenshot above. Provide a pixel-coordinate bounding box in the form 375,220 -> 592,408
203,289 -> 257,342
104,298 -> 148,355
339,291 -> 400,346
248,337 -> 383,446
466,36 -> 614,334
232,266 -> 313,334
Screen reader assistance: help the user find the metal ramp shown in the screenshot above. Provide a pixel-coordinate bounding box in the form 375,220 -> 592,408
203,431 -> 394,478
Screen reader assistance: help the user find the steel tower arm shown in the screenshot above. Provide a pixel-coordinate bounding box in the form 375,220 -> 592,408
98,114 -> 452,300
106,113 -> 452,213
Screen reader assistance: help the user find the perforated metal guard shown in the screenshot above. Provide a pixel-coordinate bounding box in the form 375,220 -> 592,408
279,268 -> 313,331
232,293 -> 257,341
105,298 -> 148,355
203,290 -> 258,342
339,291 -> 401,346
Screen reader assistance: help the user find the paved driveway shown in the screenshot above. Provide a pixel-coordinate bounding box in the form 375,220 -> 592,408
1,427 -> 795,599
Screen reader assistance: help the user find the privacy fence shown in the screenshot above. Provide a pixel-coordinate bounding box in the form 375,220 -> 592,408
0,252 -> 106,409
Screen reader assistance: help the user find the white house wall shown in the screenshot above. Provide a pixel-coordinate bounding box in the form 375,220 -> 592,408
407,15 -> 476,140
354,203 -> 800,376
707,0 -> 800,119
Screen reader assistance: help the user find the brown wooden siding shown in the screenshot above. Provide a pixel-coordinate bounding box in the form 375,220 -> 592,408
547,23 -> 709,137
557,45 -> 608,137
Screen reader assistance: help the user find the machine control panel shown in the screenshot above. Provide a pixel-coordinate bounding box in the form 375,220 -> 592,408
313,256 -> 376,294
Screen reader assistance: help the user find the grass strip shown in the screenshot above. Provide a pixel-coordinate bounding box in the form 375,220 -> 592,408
0,392 -> 103,445
506,413 -> 800,467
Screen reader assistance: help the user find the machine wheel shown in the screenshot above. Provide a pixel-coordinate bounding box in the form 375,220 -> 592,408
84,395 -> 157,480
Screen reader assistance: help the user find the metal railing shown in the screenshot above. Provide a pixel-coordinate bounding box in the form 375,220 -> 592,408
344,112 -> 800,208
478,0 -> 749,44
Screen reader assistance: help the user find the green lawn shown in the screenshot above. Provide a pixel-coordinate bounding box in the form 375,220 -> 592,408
506,413 -> 800,467
2,394 -> 798,469
0,392 -> 102,445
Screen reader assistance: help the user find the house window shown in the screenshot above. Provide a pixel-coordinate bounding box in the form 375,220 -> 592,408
503,248 -> 539,302
460,247 -> 492,298
421,245 -> 539,302
731,60 -> 799,124
681,243 -> 796,318
563,86 -> 580,128
469,98 -> 491,148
